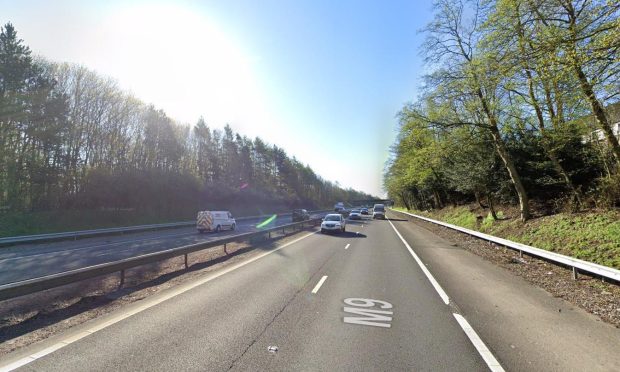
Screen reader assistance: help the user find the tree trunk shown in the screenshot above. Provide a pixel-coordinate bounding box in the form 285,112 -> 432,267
487,191 -> 498,220
564,6 -> 620,164
476,85 -> 530,221
547,150 -> 581,210
432,189 -> 443,209
514,4 -> 581,209
573,63 -> 620,164
400,191 -> 411,210
489,125 -> 530,221
474,190 -> 486,209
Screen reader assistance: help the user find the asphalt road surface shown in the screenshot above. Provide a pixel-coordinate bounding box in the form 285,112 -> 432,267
0,214 -> 319,285
2,212 -> 619,371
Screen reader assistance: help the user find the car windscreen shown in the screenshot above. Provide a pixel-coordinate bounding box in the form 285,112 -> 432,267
324,215 -> 341,221
374,207 -> 385,211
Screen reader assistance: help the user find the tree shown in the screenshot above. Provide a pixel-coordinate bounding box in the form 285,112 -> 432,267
530,0 -> 620,164
485,0 -> 585,207
421,0 -> 531,221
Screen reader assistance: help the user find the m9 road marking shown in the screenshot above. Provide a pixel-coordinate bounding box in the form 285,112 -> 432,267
343,298 -> 393,328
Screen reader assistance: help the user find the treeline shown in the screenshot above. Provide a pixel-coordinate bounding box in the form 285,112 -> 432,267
0,23 -> 372,216
384,0 -> 619,221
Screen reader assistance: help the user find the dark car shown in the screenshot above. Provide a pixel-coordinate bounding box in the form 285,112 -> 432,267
292,209 -> 310,222
361,207 -> 369,215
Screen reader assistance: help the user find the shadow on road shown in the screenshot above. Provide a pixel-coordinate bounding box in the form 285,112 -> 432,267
320,231 -> 367,238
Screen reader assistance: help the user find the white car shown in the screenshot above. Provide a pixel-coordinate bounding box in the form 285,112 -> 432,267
196,211 -> 236,233
321,214 -> 346,233
349,209 -> 362,220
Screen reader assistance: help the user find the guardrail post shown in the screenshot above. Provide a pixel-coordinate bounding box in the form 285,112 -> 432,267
282,227 -> 285,235
572,267 -> 578,280
268,231 -> 271,239
519,250 -> 523,258
224,243 -> 227,255
184,254 -> 188,269
119,270 -> 125,287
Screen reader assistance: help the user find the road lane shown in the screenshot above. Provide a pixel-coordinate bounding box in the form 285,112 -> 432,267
5,216 -> 490,371
387,211 -> 620,371
231,216 -> 487,371
0,215 -> 311,284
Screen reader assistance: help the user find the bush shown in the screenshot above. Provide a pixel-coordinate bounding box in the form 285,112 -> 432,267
596,174 -> 620,208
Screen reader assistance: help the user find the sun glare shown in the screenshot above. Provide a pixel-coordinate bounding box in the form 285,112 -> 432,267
99,2 -> 267,129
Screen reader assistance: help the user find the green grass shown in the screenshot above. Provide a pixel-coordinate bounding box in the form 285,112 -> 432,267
393,205 -> 620,269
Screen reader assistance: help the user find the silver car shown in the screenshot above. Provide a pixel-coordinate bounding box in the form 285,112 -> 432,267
321,213 -> 346,233
349,209 -> 362,220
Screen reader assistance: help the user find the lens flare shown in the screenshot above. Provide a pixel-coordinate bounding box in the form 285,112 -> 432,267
256,214 -> 277,229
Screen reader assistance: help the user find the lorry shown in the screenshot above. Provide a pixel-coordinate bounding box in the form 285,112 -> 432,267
196,211 -> 236,233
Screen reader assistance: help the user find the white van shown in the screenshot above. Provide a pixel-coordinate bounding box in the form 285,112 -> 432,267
372,204 -> 386,219
197,211 -> 236,233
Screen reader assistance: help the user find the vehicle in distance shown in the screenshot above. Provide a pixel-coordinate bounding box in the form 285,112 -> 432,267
292,208 -> 310,222
360,207 -> 369,215
321,213 -> 346,233
197,211 -> 236,233
349,209 -> 362,220
334,201 -> 345,212
372,204 -> 386,219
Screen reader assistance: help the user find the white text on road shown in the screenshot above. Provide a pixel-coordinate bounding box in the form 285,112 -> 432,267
343,298 -> 393,328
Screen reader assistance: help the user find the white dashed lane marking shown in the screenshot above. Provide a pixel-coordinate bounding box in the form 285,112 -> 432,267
312,275 -> 328,294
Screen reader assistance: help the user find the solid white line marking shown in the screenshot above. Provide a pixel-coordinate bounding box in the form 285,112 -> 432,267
387,218 -> 450,305
386,217 -> 504,371
0,231 -> 318,372
312,275 -> 328,294
0,357 -> 35,372
453,314 -> 505,372
345,243 -> 350,250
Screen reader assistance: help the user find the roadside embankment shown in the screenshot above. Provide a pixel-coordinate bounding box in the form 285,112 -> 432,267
395,205 -> 620,269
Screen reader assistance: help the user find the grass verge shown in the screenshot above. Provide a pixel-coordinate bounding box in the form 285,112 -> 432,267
394,206 -> 620,269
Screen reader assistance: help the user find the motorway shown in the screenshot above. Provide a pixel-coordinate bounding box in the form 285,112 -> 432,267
0,214 -> 315,285
1,212 -> 620,371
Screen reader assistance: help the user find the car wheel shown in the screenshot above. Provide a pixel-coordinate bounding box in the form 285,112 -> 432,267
231,223 -> 236,231
321,229 -> 325,233
198,229 -> 204,234
215,225 -> 221,233
342,226 -> 346,232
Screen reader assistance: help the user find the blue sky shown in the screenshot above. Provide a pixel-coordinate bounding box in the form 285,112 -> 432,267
1,0 -> 433,197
